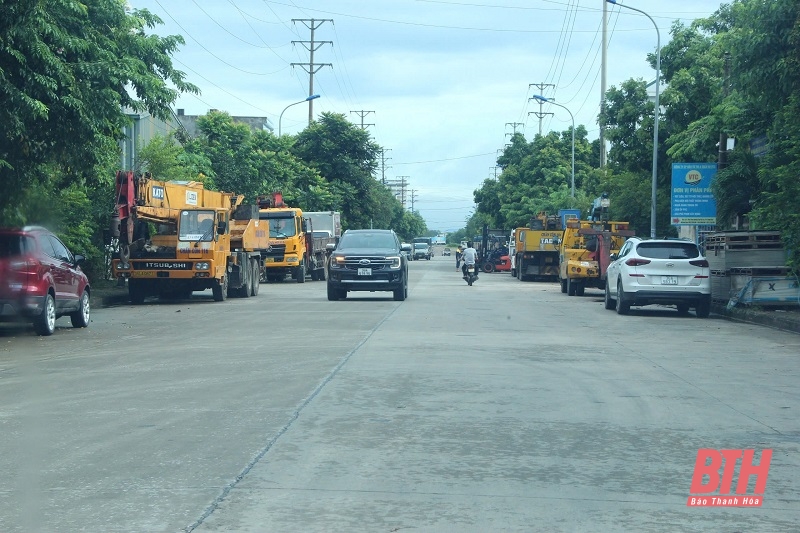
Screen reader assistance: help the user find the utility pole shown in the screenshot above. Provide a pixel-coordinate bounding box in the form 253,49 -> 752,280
528,82 -> 555,136
410,189 -> 418,212
505,122 -> 524,137
350,110 -> 375,129
291,19 -> 332,124
718,53 -> 731,172
600,1 -> 608,167
379,148 -> 391,185
386,177 -> 409,208
490,166 -> 500,179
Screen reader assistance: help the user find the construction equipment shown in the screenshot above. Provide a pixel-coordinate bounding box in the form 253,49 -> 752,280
556,195 -> 634,296
258,193 -> 340,282
512,213 -> 563,281
110,171 -> 269,303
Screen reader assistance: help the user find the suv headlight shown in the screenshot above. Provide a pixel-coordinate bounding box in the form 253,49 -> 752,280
331,255 -> 346,269
387,256 -> 401,269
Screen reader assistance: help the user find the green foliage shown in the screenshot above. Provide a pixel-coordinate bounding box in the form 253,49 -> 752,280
292,113 -> 391,229
0,1 -> 198,214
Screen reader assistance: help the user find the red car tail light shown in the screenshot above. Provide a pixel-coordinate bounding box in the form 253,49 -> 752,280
625,258 -> 651,267
689,259 -> 709,268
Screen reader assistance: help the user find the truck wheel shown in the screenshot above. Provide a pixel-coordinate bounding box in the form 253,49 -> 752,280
128,279 -> 145,304
517,259 -> 524,281
327,282 -> 339,301
560,278 -> 567,293
483,262 -> 494,273
567,278 -> 576,296
34,293 -> 56,336
296,259 -> 306,283
576,283 -> 585,296
212,276 -> 228,302
250,259 -> 260,296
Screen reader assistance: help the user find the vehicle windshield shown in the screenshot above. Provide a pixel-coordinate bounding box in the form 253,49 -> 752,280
179,210 -> 216,242
414,243 -> 427,250
267,217 -> 296,239
339,232 -> 397,249
636,242 -> 700,259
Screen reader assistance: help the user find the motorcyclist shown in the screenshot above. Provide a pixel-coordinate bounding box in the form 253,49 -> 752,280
461,241 -> 478,279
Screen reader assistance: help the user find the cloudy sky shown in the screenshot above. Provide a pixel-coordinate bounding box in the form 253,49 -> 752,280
132,0 -> 726,232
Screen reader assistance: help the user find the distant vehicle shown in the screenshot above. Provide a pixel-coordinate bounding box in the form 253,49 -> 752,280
413,242 -> 432,260
604,237 -> 711,317
442,248 -> 451,256
326,229 -> 410,301
0,226 -> 91,335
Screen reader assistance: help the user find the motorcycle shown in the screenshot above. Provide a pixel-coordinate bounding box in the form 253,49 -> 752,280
463,263 -> 478,286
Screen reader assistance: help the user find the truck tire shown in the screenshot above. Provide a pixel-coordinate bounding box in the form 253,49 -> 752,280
327,282 -> 339,301
567,277 -> 576,296
560,278 -> 567,293
212,276 -> 228,302
575,282 -> 585,296
296,259 -> 306,283
128,279 -> 146,304
517,259 -> 524,281
250,259 -> 260,296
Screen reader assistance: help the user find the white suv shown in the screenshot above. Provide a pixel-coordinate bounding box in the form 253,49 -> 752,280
604,238 -> 711,317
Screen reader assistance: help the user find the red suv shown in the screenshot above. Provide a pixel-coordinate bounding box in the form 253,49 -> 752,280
0,226 -> 91,335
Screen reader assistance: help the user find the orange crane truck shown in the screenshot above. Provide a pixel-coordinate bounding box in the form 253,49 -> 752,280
110,171 -> 270,303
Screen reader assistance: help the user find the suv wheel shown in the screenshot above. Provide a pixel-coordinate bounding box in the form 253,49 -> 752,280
70,290 -> 90,328
34,293 -> 56,336
615,279 -> 630,315
604,283 -> 615,310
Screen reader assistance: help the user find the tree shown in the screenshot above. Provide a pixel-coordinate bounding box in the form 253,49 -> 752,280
0,2 -> 198,218
292,113 -> 388,229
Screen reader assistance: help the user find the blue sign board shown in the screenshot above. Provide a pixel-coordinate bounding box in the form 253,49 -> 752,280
671,163 -> 717,225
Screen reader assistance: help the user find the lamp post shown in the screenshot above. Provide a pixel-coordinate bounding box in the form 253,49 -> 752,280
532,95 -> 575,200
278,94 -> 320,136
607,0 -> 660,239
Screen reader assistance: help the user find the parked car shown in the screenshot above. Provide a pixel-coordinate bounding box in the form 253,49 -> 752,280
0,226 -> 91,335
401,243 -> 414,261
326,229 -> 411,301
604,237 -> 711,317
442,248 -> 451,256
413,242 -> 432,260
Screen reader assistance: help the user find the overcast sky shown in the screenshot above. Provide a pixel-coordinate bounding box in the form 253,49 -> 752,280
132,0 -> 726,232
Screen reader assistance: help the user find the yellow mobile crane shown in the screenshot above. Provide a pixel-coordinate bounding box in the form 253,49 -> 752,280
110,171 -> 270,303
556,195 -> 634,296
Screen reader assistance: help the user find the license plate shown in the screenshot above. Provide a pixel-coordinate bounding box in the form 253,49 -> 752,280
467,267 -> 474,273
661,276 -> 678,285
358,268 -> 372,276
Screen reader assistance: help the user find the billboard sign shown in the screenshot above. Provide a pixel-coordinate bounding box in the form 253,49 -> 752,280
671,163 -> 717,225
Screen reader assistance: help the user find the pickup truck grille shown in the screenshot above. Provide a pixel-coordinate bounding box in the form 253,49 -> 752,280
340,256 -> 392,271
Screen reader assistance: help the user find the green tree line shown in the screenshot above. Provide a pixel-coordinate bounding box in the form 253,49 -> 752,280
471,0 -> 799,270
0,2 -> 425,280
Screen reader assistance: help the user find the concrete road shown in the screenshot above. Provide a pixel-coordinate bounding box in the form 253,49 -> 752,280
1,256 -> 798,532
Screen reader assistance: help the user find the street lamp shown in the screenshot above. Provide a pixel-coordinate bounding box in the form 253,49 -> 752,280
532,95 -> 575,200
278,94 -> 320,136
607,0 -> 661,239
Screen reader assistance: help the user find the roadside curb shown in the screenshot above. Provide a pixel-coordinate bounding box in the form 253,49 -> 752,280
713,303 -> 800,335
